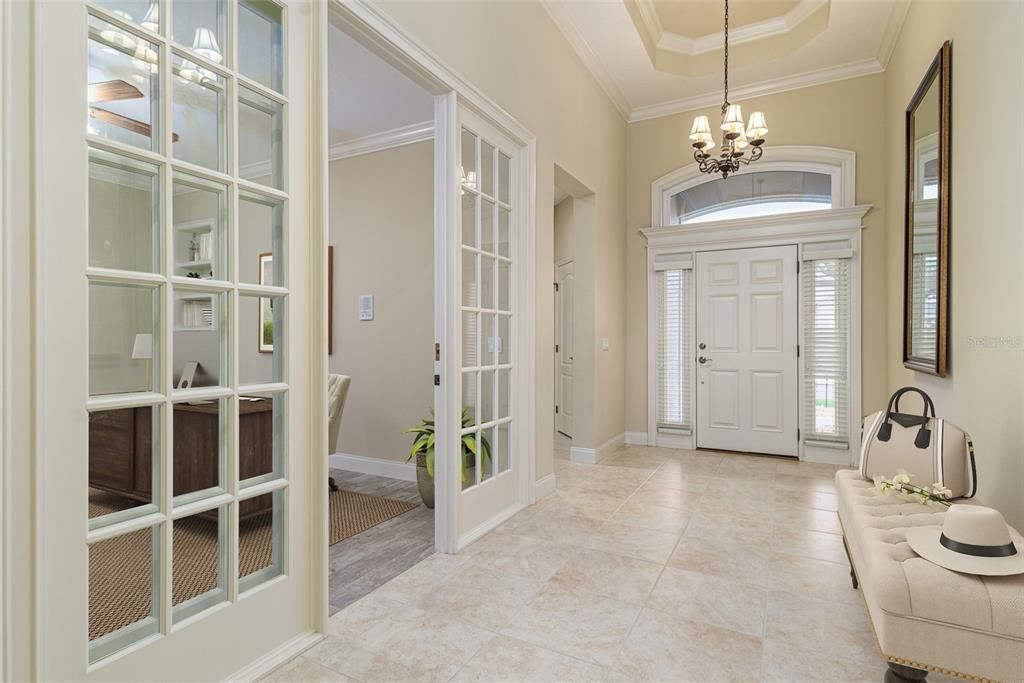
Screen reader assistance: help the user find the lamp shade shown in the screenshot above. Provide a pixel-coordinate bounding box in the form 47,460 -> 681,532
746,111 -> 768,139
192,27 -> 223,63
141,3 -> 159,32
721,104 -> 745,135
131,333 -> 153,360
689,115 -> 712,140
100,11 -> 138,51
732,133 -> 749,154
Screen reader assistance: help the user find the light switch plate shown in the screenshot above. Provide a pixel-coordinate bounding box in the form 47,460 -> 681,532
358,295 -> 374,321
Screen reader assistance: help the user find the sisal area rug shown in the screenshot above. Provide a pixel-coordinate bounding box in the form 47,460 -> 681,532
88,489 -> 417,640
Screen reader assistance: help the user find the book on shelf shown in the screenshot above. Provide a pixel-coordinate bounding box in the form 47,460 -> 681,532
189,232 -> 214,263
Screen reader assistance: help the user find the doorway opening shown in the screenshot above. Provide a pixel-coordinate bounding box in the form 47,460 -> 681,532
325,20 -> 436,613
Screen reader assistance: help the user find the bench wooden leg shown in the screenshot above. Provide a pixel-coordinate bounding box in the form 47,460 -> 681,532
842,535 -> 858,589
884,662 -> 928,682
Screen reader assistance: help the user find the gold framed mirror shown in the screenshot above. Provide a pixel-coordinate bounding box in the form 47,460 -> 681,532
904,41 -> 951,376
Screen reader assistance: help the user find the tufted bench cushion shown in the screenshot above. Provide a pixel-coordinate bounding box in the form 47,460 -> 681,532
836,469 -> 1024,682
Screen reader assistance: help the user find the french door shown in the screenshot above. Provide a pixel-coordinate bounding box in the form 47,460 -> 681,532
447,104 -> 528,547
34,1 -> 317,678
695,246 -> 799,456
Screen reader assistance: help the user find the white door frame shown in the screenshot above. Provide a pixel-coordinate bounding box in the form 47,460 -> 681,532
327,0 -> 537,558
554,257 -> 574,438
645,206 -> 870,465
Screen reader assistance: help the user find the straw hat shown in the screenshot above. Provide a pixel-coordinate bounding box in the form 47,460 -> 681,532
906,504 -> 1024,576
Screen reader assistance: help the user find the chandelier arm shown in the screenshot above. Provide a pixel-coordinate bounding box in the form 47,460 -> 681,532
723,0 -> 729,111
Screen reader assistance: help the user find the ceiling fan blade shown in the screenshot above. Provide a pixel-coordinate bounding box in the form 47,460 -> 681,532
88,79 -> 143,103
89,107 -> 180,142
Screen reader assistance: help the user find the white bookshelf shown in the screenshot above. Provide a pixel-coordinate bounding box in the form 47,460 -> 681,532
174,219 -> 217,279
175,293 -> 216,331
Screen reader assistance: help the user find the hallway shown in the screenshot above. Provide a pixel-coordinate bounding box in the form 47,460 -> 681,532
265,443 -> 958,682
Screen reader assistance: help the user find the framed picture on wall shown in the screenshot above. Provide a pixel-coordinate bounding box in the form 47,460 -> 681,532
258,252 -> 274,353
259,248 -> 334,354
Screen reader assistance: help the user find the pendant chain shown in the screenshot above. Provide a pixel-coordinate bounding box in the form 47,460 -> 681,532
722,0 -> 730,115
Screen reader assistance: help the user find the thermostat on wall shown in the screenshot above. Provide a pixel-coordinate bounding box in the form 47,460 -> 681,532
358,294 -> 374,321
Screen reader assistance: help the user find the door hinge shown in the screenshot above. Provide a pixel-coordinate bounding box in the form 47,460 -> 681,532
797,344 -> 801,358
554,282 -> 560,292
798,428 -> 801,440
555,405 -> 559,414
555,343 -> 559,353
433,374 -> 440,386
797,261 -> 801,274
434,342 -> 440,361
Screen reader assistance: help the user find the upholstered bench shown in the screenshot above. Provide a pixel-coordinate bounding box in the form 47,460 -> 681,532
836,469 -> 1024,682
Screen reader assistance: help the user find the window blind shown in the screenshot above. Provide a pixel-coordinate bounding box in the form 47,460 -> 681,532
656,268 -> 692,430
910,252 -> 938,359
802,258 -> 850,445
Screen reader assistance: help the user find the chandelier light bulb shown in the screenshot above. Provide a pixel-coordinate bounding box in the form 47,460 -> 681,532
746,111 -> 768,140
192,27 -> 223,64
690,115 -> 712,141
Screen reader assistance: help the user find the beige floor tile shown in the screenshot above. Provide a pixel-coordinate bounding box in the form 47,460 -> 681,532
774,471 -> 837,493
607,499 -> 692,534
536,490 -> 627,520
501,505 -> 605,547
641,469 -> 712,493
452,638 -> 627,683
500,584 -> 641,665
760,637 -> 879,682
312,634 -> 491,683
669,535 -> 773,586
774,488 -> 839,512
766,552 -> 860,605
772,505 -> 842,534
550,547 -> 664,604
372,551 -> 472,605
717,455 -> 781,478
585,520 -> 681,564
684,510 -> 773,547
600,453 -> 665,470
260,653 -> 355,682
765,590 -> 878,662
776,459 -> 845,479
696,491 -> 775,519
611,608 -> 763,682
629,483 -> 704,512
647,565 -> 767,637
770,526 -> 847,563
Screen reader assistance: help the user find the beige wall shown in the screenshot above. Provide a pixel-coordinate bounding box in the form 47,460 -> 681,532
884,0 -> 1024,529
377,1 -> 628,477
625,74 -> 889,435
328,141 -> 435,463
553,198 -> 573,264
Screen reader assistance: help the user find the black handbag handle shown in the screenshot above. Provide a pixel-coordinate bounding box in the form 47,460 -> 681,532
877,386 -> 934,448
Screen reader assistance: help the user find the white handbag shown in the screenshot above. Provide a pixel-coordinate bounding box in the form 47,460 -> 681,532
859,387 -> 977,499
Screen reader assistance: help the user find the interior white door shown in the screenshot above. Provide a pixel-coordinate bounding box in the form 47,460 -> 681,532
555,260 -> 574,437
453,105 -> 525,547
33,2 -> 317,679
695,246 -> 798,456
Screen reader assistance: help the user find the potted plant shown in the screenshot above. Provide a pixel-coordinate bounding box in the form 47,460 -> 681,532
405,408 -> 492,509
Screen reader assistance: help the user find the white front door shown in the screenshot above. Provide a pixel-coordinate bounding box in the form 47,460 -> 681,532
450,105 -> 528,548
33,2 -> 318,679
695,246 -> 799,456
555,260 -> 575,437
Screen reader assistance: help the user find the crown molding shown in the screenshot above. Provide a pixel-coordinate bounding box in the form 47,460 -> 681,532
652,0 -> 828,56
539,1 -> 632,121
327,120 -> 433,161
877,0 -> 911,69
629,57 -> 883,123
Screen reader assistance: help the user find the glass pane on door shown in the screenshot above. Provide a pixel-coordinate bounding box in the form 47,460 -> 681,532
89,148 -> 161,273
172,505 -> 228,621
89,282 -> 160,396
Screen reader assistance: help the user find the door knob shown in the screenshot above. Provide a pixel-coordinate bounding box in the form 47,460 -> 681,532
698,356 -> 711,365
698,342 -> 707,350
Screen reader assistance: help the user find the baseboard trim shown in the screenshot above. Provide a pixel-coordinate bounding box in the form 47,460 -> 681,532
223,630 -> 322,682
456,502 -> 525,551
329,452 -> 417,482
570,432 -> 625,465
625,431 -> 648,446
535,473 -> 557,500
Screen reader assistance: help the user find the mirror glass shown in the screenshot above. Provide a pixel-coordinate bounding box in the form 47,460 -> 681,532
904,42 -> 949,376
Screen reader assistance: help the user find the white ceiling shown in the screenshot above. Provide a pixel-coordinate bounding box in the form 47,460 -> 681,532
543,0 -> 909,122
328,24 -> 434,145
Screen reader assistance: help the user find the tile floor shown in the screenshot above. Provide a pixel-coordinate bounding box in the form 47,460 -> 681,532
266,438 -> 961,682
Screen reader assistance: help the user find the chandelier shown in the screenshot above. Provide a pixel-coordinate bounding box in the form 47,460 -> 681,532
689,0 -> 769,179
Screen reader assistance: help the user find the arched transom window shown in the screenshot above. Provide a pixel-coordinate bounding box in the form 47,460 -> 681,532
670,170 -> 832,224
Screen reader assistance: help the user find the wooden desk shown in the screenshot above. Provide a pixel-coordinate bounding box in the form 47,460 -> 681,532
89,399 -> 274,518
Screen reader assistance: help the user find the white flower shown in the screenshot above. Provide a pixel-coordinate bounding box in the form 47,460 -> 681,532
873,475 -> 885,492
930,484 -> 953,499
893,470 -> 913,485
